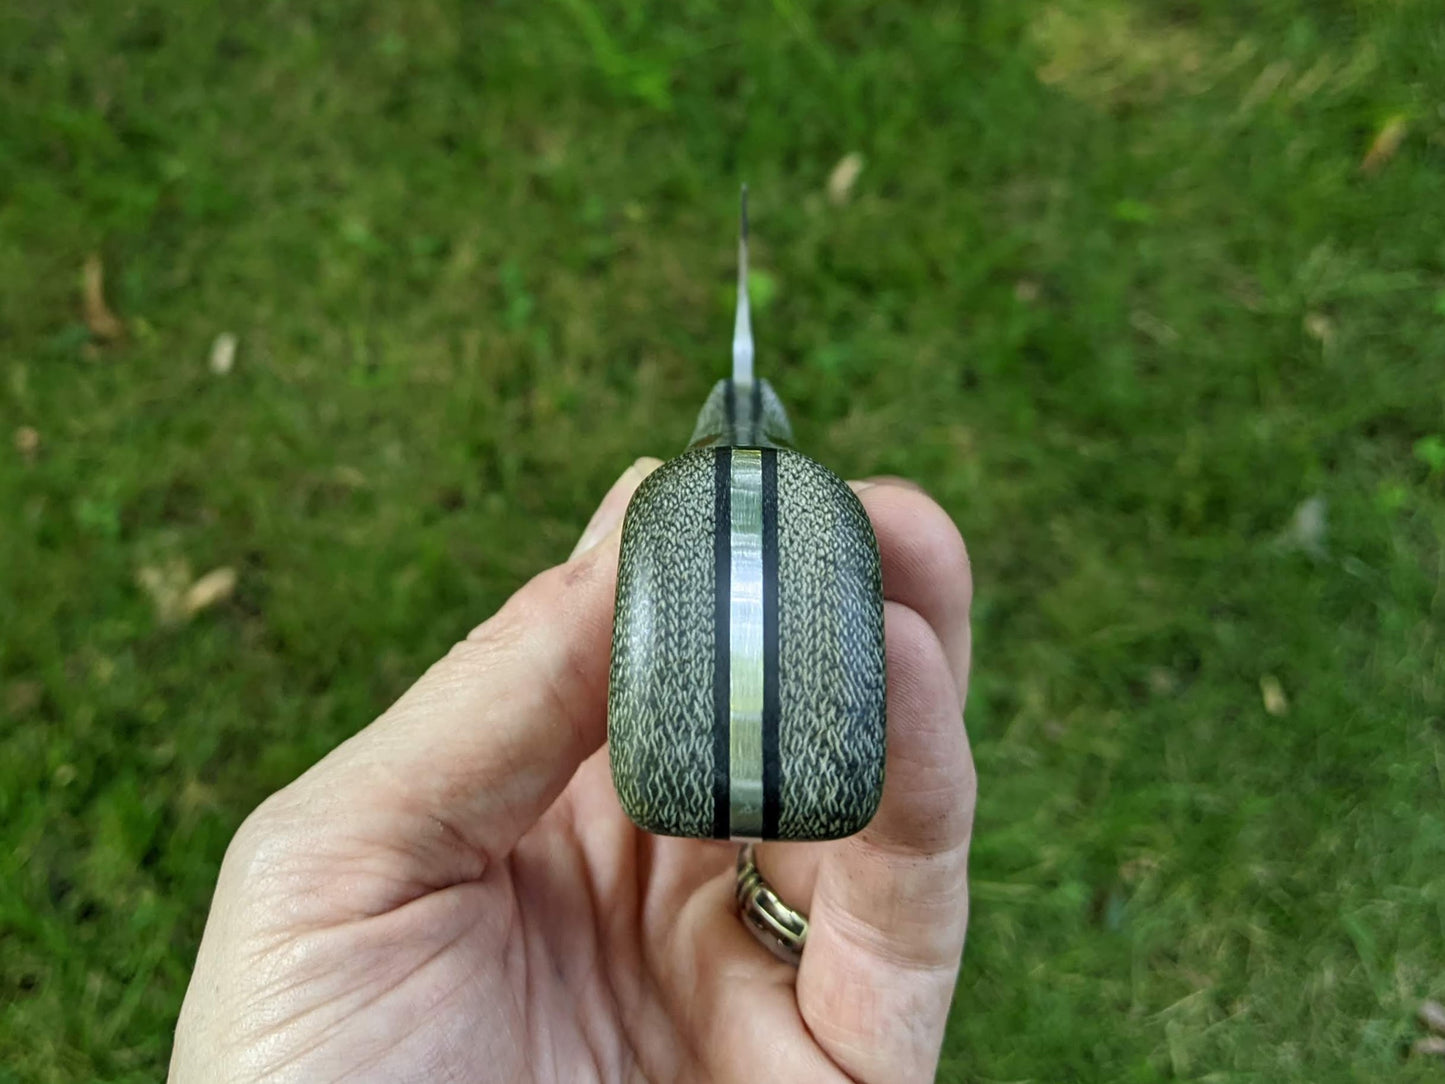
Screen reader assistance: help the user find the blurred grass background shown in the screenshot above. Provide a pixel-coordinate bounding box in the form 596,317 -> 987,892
2,0 -> 1443,1080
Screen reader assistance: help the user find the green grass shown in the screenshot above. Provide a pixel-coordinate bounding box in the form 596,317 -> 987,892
2,1 -> 1443,1079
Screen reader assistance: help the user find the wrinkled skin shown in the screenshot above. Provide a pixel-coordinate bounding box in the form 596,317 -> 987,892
171,462 -> 975,1083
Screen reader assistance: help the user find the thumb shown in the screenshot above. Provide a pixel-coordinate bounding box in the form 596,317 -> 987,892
251,457 -> 662,919
572,456 -> 661,558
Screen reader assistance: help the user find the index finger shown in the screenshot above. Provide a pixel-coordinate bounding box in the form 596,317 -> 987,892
793,486 -> 975,1083
796,606 -> 974,1083
854,479 -> 973,699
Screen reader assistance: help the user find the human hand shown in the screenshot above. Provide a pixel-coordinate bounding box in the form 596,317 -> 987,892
170,460 -> 975,1083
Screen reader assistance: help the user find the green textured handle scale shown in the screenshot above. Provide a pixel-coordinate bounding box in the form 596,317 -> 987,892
608,377 -> 886,841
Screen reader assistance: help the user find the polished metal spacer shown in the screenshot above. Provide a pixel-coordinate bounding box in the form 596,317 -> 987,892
735,843 -> 808,965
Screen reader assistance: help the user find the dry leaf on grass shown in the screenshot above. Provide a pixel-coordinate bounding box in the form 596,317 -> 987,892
209,332 -> 237,375
14,426 -> 40,461
183,567 -> 237,616
137,559 -> 193,625
1303,312 -> 1334,345
1260,675 -> 1289,717
1277,495 -> 1327,557
1420,1000 -> 1445,1035
82,253 -> 124,342
826,152 -> 864,205
1414,1036 -> 1445,1058
1361,115 -> 1408,173
137,562 -> 236,623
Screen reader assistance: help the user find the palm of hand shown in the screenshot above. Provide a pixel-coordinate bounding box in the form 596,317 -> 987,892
214,760 -> 811,1082
172,476 -> 973,1084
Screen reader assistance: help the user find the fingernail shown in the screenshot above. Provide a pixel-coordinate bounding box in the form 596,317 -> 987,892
571,457 -> 663,558
858,474 -> 926,494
